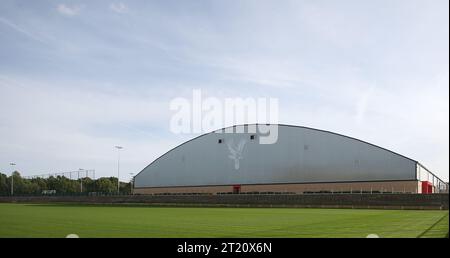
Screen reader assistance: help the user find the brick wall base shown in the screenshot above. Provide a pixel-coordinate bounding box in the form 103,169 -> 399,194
133,181 -> 421,195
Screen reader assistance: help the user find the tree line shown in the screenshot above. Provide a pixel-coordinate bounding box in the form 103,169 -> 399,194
0,171 -> 131,196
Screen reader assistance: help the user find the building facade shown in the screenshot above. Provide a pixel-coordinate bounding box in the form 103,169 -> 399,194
134,125 -> 447,195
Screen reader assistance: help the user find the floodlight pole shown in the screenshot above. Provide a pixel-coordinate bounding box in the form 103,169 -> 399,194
115,146 -> 123,194
10,163 -> 16,196
79,168 -> 84,193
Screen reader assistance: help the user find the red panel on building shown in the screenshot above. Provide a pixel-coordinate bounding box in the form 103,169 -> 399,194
421,181 -> 433,194
233,185 -> 241,194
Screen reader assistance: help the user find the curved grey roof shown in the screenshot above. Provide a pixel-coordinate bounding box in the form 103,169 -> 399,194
134,124 -> 419,188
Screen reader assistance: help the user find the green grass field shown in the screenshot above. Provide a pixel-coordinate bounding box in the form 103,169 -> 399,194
0,203 -> 447,238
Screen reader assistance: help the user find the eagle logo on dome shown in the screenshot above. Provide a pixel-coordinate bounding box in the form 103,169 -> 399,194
226,138 -> 247,170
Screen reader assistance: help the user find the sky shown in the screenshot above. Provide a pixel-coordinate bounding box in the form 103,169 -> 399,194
0,0 -> 448,182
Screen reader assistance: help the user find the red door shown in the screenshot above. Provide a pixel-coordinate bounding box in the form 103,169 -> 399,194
421,181 -> 432,194
233,185 -> 241,194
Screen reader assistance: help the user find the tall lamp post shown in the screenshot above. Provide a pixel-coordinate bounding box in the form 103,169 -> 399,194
10,163 -> 16,196
78,168 -> 84,193
115,146 -> 123,194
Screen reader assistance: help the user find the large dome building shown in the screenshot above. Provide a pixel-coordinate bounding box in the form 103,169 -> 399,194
133,124 -> 447,195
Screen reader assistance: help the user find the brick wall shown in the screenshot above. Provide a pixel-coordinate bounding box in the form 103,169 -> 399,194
134,181 -> 421,195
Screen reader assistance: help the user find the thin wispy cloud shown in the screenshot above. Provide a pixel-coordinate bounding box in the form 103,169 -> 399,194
109,2 -> 128,14
56,4 -> 82,17
0,17 -> 46,43
355,84 -> 375,125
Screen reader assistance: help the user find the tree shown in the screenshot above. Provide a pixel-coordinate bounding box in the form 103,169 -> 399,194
11,171 -> 25,195
96,177 -> 116,193
120,181 -> 132,194
82,177 -> 95,193
0,172 -> 130,196
0,173 -> 9,195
